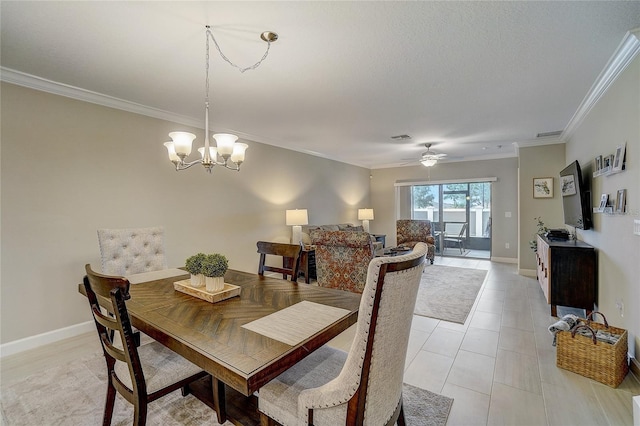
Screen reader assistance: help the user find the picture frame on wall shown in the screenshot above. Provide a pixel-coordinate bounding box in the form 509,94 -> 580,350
603,154 -> 613,170
533,177 -> 553,198
616,189 -> 626,214
595,155 -> 603,172
598,194 -> 608,212
560,174 -> 576,196
612,143 -> 626,172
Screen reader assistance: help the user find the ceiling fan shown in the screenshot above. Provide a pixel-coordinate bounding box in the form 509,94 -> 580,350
419,143 -> 447,167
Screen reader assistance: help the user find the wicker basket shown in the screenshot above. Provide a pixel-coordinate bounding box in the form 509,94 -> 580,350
556,312 -> 628,388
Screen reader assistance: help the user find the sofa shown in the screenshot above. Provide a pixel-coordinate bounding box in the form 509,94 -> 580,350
301,223 -> 384,255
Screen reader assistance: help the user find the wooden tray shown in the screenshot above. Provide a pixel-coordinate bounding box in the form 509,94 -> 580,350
173,279 -> 241,303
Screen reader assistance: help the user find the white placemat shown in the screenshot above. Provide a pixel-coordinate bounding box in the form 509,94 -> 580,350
125,268 -> 187,284
242,300 -> 350,346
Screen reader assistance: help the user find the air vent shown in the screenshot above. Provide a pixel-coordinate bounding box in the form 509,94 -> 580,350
391,134 -> 412,141
537,131 -> 562,138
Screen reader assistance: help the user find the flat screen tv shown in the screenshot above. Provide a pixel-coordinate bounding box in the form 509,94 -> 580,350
559,160 -> 592,230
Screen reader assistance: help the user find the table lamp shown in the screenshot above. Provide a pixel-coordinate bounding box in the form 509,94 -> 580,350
286,209 -> 308,244
358,208 -> 374,233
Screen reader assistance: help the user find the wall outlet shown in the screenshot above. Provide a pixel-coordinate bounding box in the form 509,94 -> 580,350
634,220 -> 640,236
505,212 -> 512,218
505,243 -> 510,249
615,299 -> 624,317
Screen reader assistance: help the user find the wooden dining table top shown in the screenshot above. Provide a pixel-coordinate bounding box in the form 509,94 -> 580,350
78,269 -> 361,397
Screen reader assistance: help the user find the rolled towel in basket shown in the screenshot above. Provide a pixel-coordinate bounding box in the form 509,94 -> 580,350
548,314 -> 580,346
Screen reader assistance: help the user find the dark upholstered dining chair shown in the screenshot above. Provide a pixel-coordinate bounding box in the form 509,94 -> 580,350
257,241 -> 303,281
396,219 -> 436,264
310,229 -> 375,293
258,243 -> 428,426
83,264 -> 208,426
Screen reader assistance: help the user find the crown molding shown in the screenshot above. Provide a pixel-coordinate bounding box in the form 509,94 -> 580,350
0,67 -> 203,129
562,28 -> 640,140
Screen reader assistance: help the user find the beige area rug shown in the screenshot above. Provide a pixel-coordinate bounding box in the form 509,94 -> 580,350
415,265 -> 488,324
1,350 -> 453,426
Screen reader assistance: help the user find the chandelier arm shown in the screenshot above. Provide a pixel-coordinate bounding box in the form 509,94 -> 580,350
175,159 -> 204,171
206,28 -> 272,73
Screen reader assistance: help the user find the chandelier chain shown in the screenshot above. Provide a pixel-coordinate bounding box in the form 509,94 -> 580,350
206,28 -> 272,73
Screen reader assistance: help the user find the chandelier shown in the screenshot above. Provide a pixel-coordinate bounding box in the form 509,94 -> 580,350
163,26 -> 278,173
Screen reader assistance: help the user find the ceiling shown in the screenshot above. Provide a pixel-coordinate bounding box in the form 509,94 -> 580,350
2,2 -> 639,169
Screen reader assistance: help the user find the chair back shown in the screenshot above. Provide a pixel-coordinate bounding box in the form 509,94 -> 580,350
83,264 -> 147,399
300,243 -> 427,425
396,219 -> 432,247
310,229 -> 374,293
257,241 -> 302,281
97,227 -> 167,276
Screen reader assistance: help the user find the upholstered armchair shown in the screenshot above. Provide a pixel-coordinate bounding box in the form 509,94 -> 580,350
310,229 -> 375,293
396,219 -> 435,264
258,243 -> 428,426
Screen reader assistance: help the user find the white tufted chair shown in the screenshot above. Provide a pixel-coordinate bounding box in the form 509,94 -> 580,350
97,227 -> 168,276
258,243 -> 427,426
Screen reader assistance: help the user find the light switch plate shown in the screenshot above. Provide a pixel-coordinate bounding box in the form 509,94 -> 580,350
634,220 -> 640,236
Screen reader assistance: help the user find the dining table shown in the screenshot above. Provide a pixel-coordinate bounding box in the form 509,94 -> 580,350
78,268 -> 361,426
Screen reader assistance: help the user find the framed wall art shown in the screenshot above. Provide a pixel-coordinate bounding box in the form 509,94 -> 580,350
616,189 -> 626,214
560,174 -> 576,196
612,143 -> 626,172
533,177 -> 553,198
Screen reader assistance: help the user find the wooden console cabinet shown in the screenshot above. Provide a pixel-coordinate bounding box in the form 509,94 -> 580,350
536,235 -> 597,317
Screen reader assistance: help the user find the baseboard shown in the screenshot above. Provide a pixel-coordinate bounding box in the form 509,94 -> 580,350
518,268 -> 537,277
631,355 -> 640,378
490,256 -> 517,264
0,321 -> 94,358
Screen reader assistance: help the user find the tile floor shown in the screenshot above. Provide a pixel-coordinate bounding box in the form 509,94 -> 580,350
404,257 -> 639,425
2,257 -> 639,425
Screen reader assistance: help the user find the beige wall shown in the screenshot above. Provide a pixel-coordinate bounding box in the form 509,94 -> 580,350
369,158 -> 519,259
517,144 -> 566,273
0,83 -> 371,344
564,56 -> 639,359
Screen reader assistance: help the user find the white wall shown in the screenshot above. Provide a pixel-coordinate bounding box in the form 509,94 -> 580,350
0,83 -> 371,344
370,158 -> 519,260
564,55 -> 639,360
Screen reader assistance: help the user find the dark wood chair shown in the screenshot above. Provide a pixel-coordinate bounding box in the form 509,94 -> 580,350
83,264 -> 209,426
257,241 -> 302,282
444,222 -> 468,254
258,243 -> 428,426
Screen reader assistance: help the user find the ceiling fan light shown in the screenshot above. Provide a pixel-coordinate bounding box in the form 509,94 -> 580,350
421,158 -> 437,167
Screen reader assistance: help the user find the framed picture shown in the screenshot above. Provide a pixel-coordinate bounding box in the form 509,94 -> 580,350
616,189 -> 626,214
560,174 -> 576,196
612,143 -> 626,172
603,154 -> 613,170
595,155 -> 603,172
533,177 -> 553,198
598,194 -> 608,211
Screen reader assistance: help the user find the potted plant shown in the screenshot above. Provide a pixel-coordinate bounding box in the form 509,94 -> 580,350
201,253 -> 229,292
185,253 -> 206,288
529,216 -> 549,252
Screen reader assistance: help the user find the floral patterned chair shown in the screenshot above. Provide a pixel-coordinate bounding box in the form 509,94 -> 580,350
396,219 -> 436,264
310,229 -> 375,293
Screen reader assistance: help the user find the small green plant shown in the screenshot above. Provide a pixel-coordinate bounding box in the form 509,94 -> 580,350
529,216 -> 549,252
185,253 -> 206,275
200,253 -> 229,278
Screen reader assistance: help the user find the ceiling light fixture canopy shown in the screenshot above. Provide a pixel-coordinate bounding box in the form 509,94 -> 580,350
164,25 -> 278,173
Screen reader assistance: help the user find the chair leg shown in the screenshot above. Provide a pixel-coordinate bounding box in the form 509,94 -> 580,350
132,399 -> 148,426
260,412 -> 278,426
102,383 -> 116,426
397,403 -> 406,426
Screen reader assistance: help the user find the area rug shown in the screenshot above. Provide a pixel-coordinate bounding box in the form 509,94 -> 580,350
1,351 -> 453,426
415,265 -> 487,324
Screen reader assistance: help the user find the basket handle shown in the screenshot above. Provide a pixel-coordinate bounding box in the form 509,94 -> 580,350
571,325 -> 597,344
586,311 -> 609,328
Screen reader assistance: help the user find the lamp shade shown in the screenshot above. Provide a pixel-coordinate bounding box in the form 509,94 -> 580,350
198,146 -> 218,161
230,143 -> 248,163
168,132 -> 196,157
358,208 -> 374,221
164,142 -> 180,162
286,209 -> 309,226
214,133 -> 238,157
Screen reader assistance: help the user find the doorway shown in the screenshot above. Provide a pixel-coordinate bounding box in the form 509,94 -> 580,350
401,181 -> 492,259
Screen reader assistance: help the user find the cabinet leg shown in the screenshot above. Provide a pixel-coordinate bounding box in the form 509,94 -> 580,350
550,305 -> 557,317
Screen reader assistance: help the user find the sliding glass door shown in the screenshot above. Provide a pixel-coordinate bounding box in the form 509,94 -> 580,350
399,180 -> 492,258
